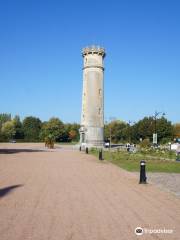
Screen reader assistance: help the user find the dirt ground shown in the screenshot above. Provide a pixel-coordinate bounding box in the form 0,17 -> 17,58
0,143 -> 180,240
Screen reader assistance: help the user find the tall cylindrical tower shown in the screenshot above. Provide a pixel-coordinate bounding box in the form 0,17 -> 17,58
80,45 -> 106,147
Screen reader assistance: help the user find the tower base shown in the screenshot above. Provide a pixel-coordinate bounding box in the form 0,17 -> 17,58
79,126 -> 104,148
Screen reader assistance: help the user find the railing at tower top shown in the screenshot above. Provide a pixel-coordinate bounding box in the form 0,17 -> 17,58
82,46 -> 106,57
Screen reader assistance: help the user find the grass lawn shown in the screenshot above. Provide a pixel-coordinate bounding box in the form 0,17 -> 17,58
90,149 -> 180,173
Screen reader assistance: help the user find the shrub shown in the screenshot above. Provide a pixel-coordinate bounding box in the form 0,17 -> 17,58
140,138 -> 151,148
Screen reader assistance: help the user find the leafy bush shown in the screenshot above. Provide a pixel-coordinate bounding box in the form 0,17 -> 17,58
139,139 -> 151,148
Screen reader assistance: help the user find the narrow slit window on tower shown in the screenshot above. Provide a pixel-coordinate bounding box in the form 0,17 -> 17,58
98,108 -> 101,114
99,89 -> 102,96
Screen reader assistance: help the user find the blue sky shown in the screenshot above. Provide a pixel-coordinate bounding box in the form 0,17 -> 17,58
0,0 -> 179,123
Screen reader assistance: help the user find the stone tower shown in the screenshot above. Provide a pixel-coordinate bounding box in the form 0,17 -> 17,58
79,45 -> 106,147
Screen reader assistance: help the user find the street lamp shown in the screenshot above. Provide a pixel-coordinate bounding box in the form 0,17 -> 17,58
128,120 -> 132,143
105,116 -> 116,151
109,117 -> 116,150
153,111 -> 165,146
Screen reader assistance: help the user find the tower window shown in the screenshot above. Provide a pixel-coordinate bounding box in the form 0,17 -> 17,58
99,89 -> 102,95
98,108 -> 101,114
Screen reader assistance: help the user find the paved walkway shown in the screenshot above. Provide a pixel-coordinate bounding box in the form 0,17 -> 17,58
0,143 -> 180,240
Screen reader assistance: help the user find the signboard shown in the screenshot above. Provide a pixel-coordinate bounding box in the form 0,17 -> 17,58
153,133 -> 157,144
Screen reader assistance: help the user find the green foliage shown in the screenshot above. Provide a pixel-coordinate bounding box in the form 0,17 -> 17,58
68,130 -> 77,141
45,135 -> 55,149
0,113 -> 12,141
0,113 -> 11,128
40,117 -> 64,141
104,116 -> 175,144
64,123 -> 80,142
156,117 -> 173,143
139,148 -> 176,160
0,112 -> 176,144
160,137 -> 172,145
104,120 -> 128,143
133,117 -> 154,141
173,123 -> 180,138
0,112 -> 80,143
1,120 -> 16,140
23,116 -> 42,141
90,149 -> 180,173
13,115 -> 24,139
131,116 -> 174,144
139,138 -> 151,148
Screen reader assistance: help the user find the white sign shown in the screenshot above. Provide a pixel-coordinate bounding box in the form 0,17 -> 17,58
153,133 -> 157,144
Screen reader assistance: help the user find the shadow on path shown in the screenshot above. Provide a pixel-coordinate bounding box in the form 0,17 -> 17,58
0,149 -> 46,154
0,185 -> 24,198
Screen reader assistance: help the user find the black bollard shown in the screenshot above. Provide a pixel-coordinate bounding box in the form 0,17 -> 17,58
99,149 -> 103,160
79,146 -> 81,151
176,152 -> 180,161
86,147 -> 88,154
139,160 -> 147,184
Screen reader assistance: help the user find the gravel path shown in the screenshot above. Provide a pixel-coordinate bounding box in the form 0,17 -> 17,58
145,173 -> 180,198
0,143 -> 180,240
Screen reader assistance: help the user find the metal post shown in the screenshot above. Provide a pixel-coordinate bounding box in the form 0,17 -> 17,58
109,127 -> 111,151
153,112 -> 157,147
86,147 -> 88,154
153,111 -> 165,146
139,160 -> 147,184
128,120 -> 131,143
79,146 -> 81,151
99,149 -> 103,160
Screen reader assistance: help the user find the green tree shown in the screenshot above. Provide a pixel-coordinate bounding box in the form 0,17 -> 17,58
1,120 -> 16,140
0,114 -> 12,141
133,117 -> 154,142
156,117 -> 173,143
68,123 -> 80,141
173,123 -> 180,139
63,123 -> 72,142
0,113 -> 11,128
68,130 -> 77,141
62,123 -> 80,142
23,116 -> 42,141
13,115 -> 24,140
40,117 -> 65,141
131,116 -> 173,144
139,138 -> 151,148
104,120 -> 128,143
